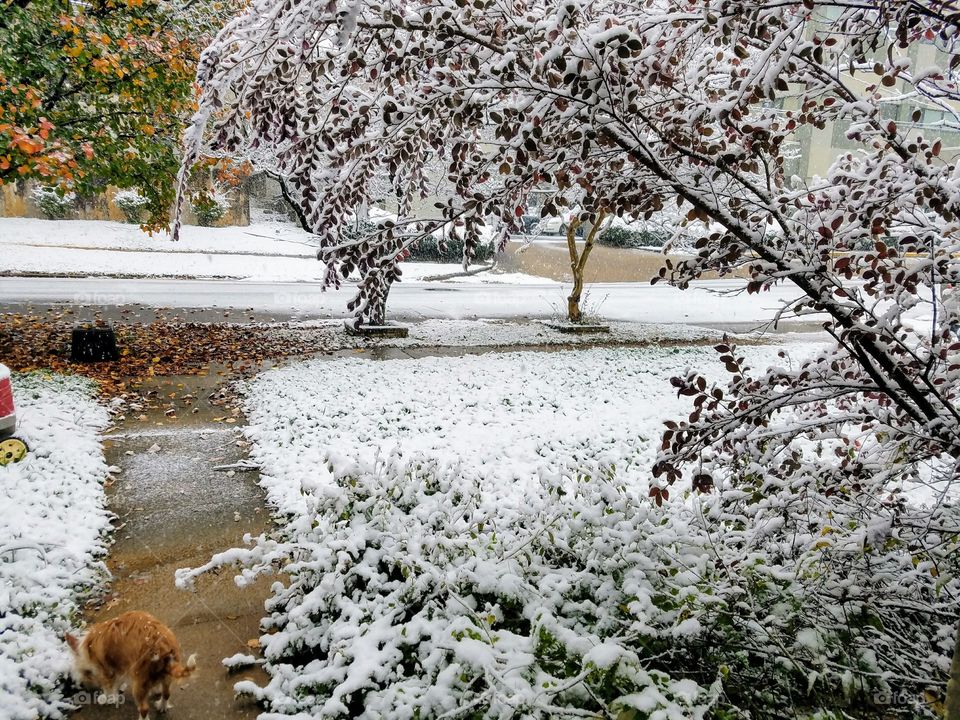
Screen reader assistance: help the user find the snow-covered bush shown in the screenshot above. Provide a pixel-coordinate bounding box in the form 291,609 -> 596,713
596,213 -> 703,253
406,235 -> 494,263
112,189 -> 149,224
190,188 -> 231,226
340,214 -> 493,271
30,185 -> 75,220
0,373 -> 111,719
177,349 -> 959,719
180,450 -> 958,719
598,225 -> 667,250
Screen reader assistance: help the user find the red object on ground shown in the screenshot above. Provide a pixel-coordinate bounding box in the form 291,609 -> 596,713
0,375 -> 14,420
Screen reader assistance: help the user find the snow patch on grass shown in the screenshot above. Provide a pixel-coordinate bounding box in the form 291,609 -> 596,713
0,218 -> 541,284
0,373 -> 110,720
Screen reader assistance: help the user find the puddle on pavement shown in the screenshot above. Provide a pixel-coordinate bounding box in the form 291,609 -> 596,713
74,375 -> 272,720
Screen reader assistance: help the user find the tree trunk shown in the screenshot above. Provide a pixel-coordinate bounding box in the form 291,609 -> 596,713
370,282 -> 390,326
947,618 -> 960,720
273,173 -> 313,235
565,212 -> 605,324
566,220 -> 584,323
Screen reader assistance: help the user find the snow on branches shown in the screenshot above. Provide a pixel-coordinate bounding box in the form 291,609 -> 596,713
182,0 -> 958,446
172,0 -> 960,710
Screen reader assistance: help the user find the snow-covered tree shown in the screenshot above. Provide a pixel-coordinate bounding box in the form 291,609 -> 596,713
177,0 -> 959,328
179,0 -> 960,702
180,0 -> 958,441
2,0 -> 246,229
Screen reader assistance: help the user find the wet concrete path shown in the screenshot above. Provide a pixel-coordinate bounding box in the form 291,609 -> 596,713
74,375 -> 271,720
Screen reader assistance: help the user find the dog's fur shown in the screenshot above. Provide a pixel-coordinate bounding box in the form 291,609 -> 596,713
66,611 -> 196,720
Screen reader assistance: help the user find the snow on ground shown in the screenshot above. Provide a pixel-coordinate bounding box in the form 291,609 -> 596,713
0,373 -> 111,720
446,270 -> 557,285
0,218 -> 536,284
0,216 -> 318,256
1,275 -> 823,329
398,318 -> 725,346
0,241 -> 484,282
240,344 -> 821,518
0,242 -> 331,281
176,343 -> 842,718
289,318 -> 732,348
176,341 -> 960,720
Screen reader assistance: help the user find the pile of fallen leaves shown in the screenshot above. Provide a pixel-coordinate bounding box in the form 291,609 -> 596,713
0,310 -> 335,396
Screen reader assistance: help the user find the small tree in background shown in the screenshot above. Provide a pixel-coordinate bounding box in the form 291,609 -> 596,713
564,211 -> 606,323
190,188 -> 231,227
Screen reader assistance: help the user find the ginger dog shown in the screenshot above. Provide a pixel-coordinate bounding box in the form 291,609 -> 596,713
66,611 -> 197,719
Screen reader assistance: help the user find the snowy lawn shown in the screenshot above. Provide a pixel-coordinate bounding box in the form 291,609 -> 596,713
178,342 -> 960,718
0,373 -> 111,720
0,216 -> 318,257
248,345 -> 775,517
0,218 -> 540,284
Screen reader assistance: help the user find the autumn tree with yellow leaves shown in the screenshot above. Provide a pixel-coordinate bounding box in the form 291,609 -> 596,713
1,0 -> 234,228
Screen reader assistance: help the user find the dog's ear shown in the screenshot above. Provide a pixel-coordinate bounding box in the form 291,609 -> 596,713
65,633 -> 80,653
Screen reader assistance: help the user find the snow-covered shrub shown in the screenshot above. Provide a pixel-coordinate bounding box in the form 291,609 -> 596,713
179,453 -> 721,719
180,449 -> 959,719
341,216 -> 493,263
191,188 -> 231,226
406,235 -> 494,263
598,224 -> 667,249
30,185 -> 75,220
113,189 -> 150,224
0,373 -> 111,719
177,348 -> 959,719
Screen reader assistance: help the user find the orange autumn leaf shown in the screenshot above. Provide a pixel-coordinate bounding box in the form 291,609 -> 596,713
38,118 -> 54,140
13,136 -> 44,155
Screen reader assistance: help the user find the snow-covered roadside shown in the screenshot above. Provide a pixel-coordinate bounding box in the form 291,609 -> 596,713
1,374 -> 111,720
0,241 -> 541,282
0,242 -> 318,281
0,217 -> 318,257
0,218 -> 544,284
398,318 -> 727,346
